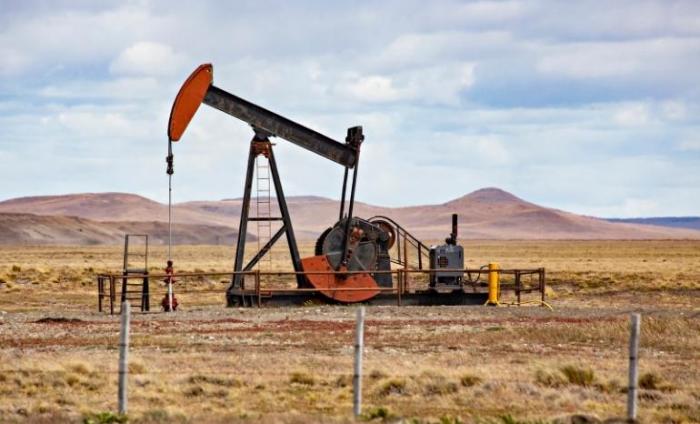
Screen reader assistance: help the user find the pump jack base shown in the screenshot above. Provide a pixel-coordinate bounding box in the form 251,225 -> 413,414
226,288 -> 488,308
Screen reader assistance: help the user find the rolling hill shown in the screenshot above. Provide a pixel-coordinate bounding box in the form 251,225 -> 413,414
1,188 -> 699,244
0,212 -> 246,245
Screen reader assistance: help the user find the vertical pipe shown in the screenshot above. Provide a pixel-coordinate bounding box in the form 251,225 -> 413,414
167,140 -> 173,263
451,213 -> 458,243
540,268 -> 546,303
487,263 -> 499,305
417,245 -> 422,270
341,162 -> 360,268
167,277 -> 173,312
110,276 -> 115,315
339,167 -> 349,221
353,306 -> 365,418
397,270 -> 402,306
98,277 -> 103,313
118,302 -> 131,415
403,234 -> 408,291
255,270 -> 261,308
628,313 -> 641,421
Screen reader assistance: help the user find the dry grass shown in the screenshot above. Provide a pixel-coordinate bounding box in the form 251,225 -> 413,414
0,240 -> 699,423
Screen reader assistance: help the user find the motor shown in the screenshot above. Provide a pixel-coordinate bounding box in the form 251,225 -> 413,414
429,214 -> 464,289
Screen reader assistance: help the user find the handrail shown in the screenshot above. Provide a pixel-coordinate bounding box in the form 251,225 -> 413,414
96,267 -> 546,314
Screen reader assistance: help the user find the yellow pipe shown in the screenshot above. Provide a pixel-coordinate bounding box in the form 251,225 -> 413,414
487,262 -> 499,306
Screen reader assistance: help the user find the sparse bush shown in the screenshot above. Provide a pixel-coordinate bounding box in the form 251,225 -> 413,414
497,414 -> 549,424
439,415 -> 464,424
12,265 -> 21,272
639,372 -> 674,392
83,411 -> 128,424
335,375 -> 352,388
128,361 -> 146,375
460,374 -> 482,387
423,376 -> 459,396
67,362 -> 91,375
188,374 -> 241,387
560,365 -> 595,387
289,371 -> 315,386
378,379 -> 407,396
183,385 -> 205,396
370,369 -> 388,380
535,370 -> 566,388
362,406 -> 393,421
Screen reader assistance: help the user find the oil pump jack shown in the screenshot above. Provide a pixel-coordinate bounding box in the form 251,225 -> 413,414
167,64 -> 394,306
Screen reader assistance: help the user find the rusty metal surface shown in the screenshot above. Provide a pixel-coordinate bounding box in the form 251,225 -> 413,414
168,64 -> 213,141
203,85 -> 357,167
300,255 -> 380,303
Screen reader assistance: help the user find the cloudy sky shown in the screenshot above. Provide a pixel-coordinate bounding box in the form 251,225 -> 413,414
1,0 -> 699,217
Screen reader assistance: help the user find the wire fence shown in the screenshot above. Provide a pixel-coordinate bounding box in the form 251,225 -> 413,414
5,308 -> 699,422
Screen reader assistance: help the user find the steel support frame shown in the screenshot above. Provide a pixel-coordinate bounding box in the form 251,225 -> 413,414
228,137 -> 305,306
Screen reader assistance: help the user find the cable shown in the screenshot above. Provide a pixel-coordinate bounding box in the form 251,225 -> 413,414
166,140 -> 174,262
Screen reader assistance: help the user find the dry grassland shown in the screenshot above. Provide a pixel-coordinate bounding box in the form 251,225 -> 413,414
0,240 -> 699,423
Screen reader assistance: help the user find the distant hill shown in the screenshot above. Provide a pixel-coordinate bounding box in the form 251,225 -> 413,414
0,212 -> 248,245
606,217 -> 700,231
1,188 -> 700,242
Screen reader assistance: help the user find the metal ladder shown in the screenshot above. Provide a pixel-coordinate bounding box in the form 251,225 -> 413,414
255,157 -> 273,281
120,234 -> 150,312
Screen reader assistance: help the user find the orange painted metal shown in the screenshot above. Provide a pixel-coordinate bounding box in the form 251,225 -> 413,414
301,255 -> 380,303
168,64 -> 213,141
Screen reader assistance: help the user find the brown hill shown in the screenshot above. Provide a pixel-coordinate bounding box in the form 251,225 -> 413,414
2,188 -> 699,241
0,212 -> 246,245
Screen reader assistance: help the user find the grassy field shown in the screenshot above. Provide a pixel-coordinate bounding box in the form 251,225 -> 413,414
0,240 -> 699,423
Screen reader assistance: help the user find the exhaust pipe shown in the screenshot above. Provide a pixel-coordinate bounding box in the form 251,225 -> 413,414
446,213 -> 458,245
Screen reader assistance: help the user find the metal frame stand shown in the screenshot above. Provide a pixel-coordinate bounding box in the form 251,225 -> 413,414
227,135 -> 305,306
119,234 -> 150,312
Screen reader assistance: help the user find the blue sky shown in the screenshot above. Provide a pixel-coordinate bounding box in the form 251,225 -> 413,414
1,0 -> 699,217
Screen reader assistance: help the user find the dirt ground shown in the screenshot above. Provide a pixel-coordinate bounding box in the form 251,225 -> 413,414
0,240 -> 699,423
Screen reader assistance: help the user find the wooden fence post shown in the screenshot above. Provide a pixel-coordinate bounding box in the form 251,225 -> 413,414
118,302 -> 131,415
628,313 -> 641,421
353,306 -> 365,418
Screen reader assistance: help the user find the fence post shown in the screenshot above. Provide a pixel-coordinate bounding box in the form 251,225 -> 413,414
353,306 -> 365,418
627,313 -> 641,422
118,302 -> 131,415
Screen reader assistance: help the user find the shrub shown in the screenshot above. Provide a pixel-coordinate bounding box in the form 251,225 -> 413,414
183,385 -> 205,397
424,377 -> 459,396
560,365 -> 595,387
188,374 -> 241,387
639,372 -> 674,392
378,379 -> 407,396
289,371 -> 315,386
460,374 -> 482,387
83,412 -> 128,424
362,406 -> 393,421
534,370 -> 565,388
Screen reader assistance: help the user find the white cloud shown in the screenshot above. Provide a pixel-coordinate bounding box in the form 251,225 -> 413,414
110,42 -> 187,77
336,75 -> 403,103
677,140 -> 700,151
613,103 -> 651,127
334,63 -> 474,106
536,38 -> 700,79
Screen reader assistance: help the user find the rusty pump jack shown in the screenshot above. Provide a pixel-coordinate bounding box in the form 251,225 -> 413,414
167,64 -> 387,306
